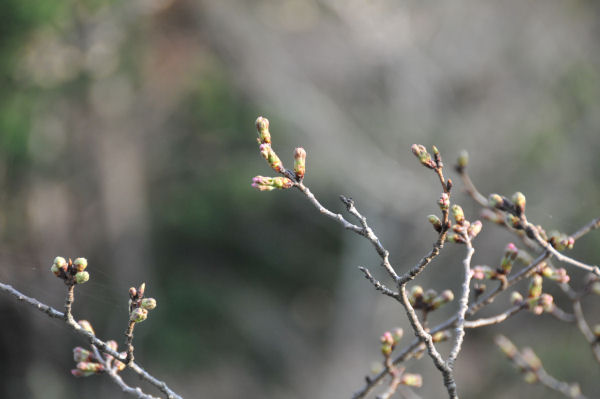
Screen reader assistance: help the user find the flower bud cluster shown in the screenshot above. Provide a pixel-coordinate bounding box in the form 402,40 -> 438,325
488,192 -> 527,217
447,205 -> 482,243
546,230 -> 575,251
539,265 -> 570,283
380,328 -> 403,356
128,283 -> 157,324
408,285 -> 454,312
50,256 -> 90,286
71,336 -> 126,377
252,117 -> 308,191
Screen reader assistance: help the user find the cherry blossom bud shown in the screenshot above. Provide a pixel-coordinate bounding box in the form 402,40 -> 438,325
521,347 -> 541,371
293,147 -> 306,180
252,176 -> 293,191
512,192 -> 526,215
78,320 -> 95,335
528,275 -> 543,299
255,116 -> 271,144
438,193 -> 450,211
259,144 -> 284,173
51,264 -> 61,276
129,287 -> 137,299
538,293 -> 554,312
428,215 -> 442,233
75,271 -> 89,284
75,361 -> 104,374
523,371 -> 538,384
500,243 -> 518,274
495,335 -> 517,358
409,285 -> 423,306
73,258 -> 88,272
448,234 -> 465,244
411,144 -> 436,169
430,290 -> 454,310
130,308 -> 148,323
488,194 -> 505,210
451,204 -> 465,225
510,291 -> 523,305
472,265 -> 496,280
141,298 -> 157,310
392,328 -> 403,343
54,256 -> 67,269
432,330 -> 452,343
73,347 -> 94,362
592,324 -> 600,337
456,150 -> 468,172
423,289 -> 437,304
400,373 -> 423,387
468,220 -> 482,239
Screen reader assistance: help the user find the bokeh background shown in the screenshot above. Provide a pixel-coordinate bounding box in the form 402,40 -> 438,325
0,0 -> 599,398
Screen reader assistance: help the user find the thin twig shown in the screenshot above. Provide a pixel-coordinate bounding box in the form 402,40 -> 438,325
358,267 -> 399,299
572,301 -> 600,365
463,304 -> 524,328
446,239 -> 474,369
0,282 -> 182,399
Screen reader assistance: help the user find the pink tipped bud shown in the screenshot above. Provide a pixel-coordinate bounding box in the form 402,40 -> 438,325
76,361 -> 104,374
438,193 -> 450,211
500,243 -> 518,273
538,293 -> 554,312
255,116 -> 271,144
380,331 -> 394,346
141,298 -> 157,310
472,265 -> 496,280
130,307 -> 148,323
78,320 -> 95,335
293,147 -> 306,180
400,373 -> 423,387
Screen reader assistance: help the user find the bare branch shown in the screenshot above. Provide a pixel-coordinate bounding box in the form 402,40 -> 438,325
572,301 -> 600,365
0,281 -> 182,399
358,267 -> 399,299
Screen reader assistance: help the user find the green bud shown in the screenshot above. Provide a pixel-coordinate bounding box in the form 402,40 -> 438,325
141,298 -> 157,310
423,289 -> 437,304
528,274 -> 543,299
54,256 -> 67,268
411,144 -> 435,169
75,271 -> 89,284
592,324 -> 600,337
409,285 -> 423,306
427,214 -> 442,233
468,220 -> 482,239
255,116 -> 271,144
510,291 -> 523,305
51,264 -> 61,276
73,257 -> 88,272
456,150 -> 468,171
73,347 -> 93,362
523,371 -> 538,384
432,330 -> 452,343
495,334 -> 517,359
293,147 -> 306,180
400,373 -> 423,387
488,194 -> 504,210
451,204 -> 465,225
130,307 -> 148,323
392,328 -> 403,343
512,192 -> 526,215
431,290 -> 454,310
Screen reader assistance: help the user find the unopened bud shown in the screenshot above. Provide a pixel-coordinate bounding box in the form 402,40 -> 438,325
495,334 -> 517,358
380,331 -> 394,346
523,371 -> 538,384
592,324 -> 600,337
488,194 -> 504,210
71,369 -> 96,377
400,373 -> 423,387
451,204 -> 465,225
505,213 -> 521,229
468,220 -> 482,239
521,347 -> 541,371
130,307 -> 148,323
75,271 -> 89,284
54,256 -> 67,269
432,330 -> 452,343
512,192 -> 526,215
510,291 -> 523,305
438,193 -> 450,211
138,283 -> 145,296
259,144 -> 284,173
423,289 -> 437,304
255,116 -> 271,144
141,298 -> 157,310
73,347 -> 93,362
592,281 -> 600,296
538,293 -> 554,312
252,175 -> 293,191
78,320 -> 95,335
500,243 -> 518,274
73,258 -> 88,272
392,328 -> 403,343
76,361 -> 104,374
129,287 -> 137,298
456,150 -> 468,172
51,264 -> 61,276
431,290 -> 454,310
447,234 -> 465,244
472,265 -> 496,280
409,285 -> 423,306
411,144 -> 435,169
293,147 -> 306,180
427,214 -> 442,233
528,274 -> 543,298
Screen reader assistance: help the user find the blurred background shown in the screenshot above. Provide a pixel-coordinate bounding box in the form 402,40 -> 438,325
0,0 -> 599,398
